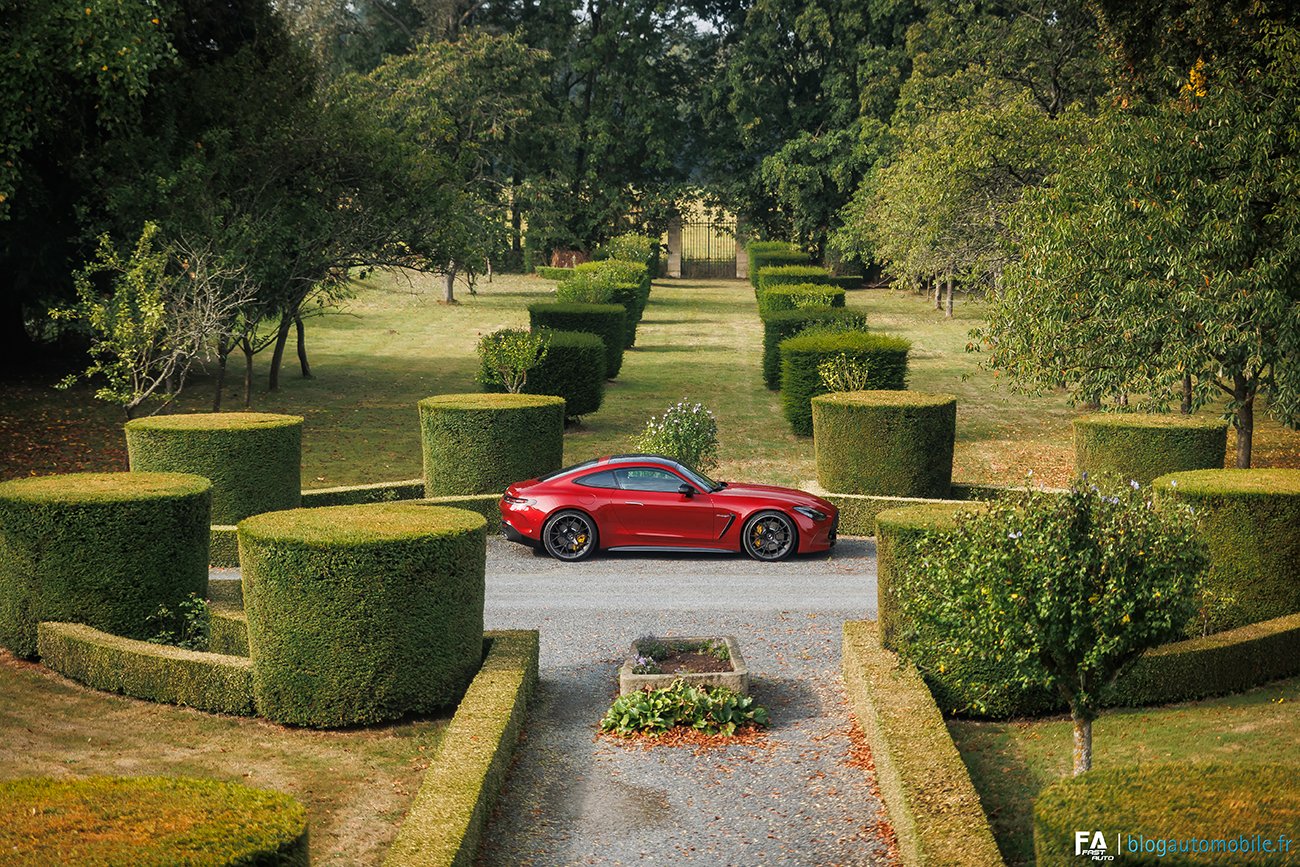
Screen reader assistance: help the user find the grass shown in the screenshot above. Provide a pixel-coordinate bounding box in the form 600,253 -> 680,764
1,274 -> 1297,488
947,675 -> 1300,867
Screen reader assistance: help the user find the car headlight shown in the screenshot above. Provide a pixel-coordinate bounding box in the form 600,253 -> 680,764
793,505 -> 827,521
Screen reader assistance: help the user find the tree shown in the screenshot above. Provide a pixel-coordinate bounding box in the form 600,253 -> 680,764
895,481 -> 1206,774
477,328 -> 549,393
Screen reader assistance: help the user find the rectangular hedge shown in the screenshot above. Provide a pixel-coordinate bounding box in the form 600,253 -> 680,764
37,622 -> 255,716
209,605 -> 249,657
820,483 -> 1066,536
299,479 -> 426,507
417,494 -> 503,533
384,630 -> 540,867
210,525 -> 239,568
842,620 -> 1004,867
535,266 -> 574,281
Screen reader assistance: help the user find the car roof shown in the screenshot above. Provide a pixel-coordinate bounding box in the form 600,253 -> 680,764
536,454 -> 682,483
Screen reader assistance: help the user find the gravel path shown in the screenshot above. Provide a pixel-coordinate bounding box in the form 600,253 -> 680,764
478,536 -> 895,867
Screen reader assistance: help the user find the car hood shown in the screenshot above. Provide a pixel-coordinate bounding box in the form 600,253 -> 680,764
711,483 -> 836,511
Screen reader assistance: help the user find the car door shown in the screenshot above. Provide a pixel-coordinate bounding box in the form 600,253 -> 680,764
609,467 -> 717,545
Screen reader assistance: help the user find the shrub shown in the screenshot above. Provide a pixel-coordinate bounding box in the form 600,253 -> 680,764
813,391 -> 957,497
1152,469 -> 1300,631
1074,413 -> 1228,483
557,259 -> 651,347
476,328 -> 550,393
756,264 -> 833,294
746,241 -> 809,288
490,330 -> 606,419
595,232 -> 659,273
209,605 -> 249,657
0,472 -> 211,659
528,302 -> 626,379
146,592 -> 210,651
0,776 -> 309,866
239,503 -> 487,728
600,679 -> 769,737
418,393 -> 565,496
125,412 -> 301,524
828,274 -> 864,289
1033,764 -> 1300,866
298,479 -> 426,507
817,353 -> 874,392
535,265 -> 573,280
760,307 -> 867,389
756,283 -> 845,316
779,330 -> 910,435
632,400 -> 720,472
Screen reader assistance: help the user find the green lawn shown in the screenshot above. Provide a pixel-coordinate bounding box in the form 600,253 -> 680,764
948,676 -> 1300,867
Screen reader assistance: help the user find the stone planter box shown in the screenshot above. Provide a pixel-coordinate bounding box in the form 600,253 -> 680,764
618,635 -> 749,696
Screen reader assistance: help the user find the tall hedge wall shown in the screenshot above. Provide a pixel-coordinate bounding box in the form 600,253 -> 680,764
746,241 -> 809,288
0,776 -> 310,866
756,283 -> 846,316
760,308 -> 867,390
1152,469 -> 1300,631
419,394 -> 565,497
125,412 -> 302,524
0,472 -> 211,659
813,391 -> 957,498
528,302 -> 626,379
1074,413 -> 1228,483
483,330 -> 606,419
239,503 -> 487,728
779,331 -> 911,436
1034,764 -> 1300,866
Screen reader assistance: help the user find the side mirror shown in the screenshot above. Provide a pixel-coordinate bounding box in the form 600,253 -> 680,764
678,483 -> 694,498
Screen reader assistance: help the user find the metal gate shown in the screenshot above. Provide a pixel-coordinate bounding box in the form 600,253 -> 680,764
680,219 -> 737,279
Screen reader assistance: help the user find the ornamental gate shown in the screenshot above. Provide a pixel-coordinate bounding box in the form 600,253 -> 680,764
666,216 -> 744,279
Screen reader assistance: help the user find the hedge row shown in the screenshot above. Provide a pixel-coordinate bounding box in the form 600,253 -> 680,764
779,331 -> 911,436
528,301 -> 626,379
299,478 -> 425,507
828,275 -> 864,290
0,776 -> 309,867
760,307 -> 867,390
421,494 -> 505,533
535,265 -> 573,281
1074,413 -> 1228,483
239,503 -> 487,728
756,283 -> 846,317
1034,763 -> 1300,866
813,391 -> 956,498
756,264 -> 833,293
556,259 -> 650,347
513,330 -> 606,419
210,525 -> 239,568
0,472 -> 211,659
385,630 -> 540,867
37,621 -> 255,716
841,620 -> 1004,867
125,412 -> 302,524
594,232 -> 660,276
420,394 -> 565,496
746,241 -> 809,289
209,605 -> 249,657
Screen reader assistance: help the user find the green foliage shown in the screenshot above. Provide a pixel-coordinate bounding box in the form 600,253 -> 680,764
239,503 -> 487,728
0,776 -> 308,865
816,353 -> 873,393
504,330 -> 607,419
1074,414 -> 1229,484
0,472 -> 211,659
595,233 -> 659,272
476,328 -> 550,393
208,605 -> 248,657
557,260 -> 650,347
1033,764 -> 1300,866
779,330 -> 910,435
147,593 -> 211,652
528,302 -> 626,379
298,479 -> 426,508
760,307 -> 867,390
535,266 -> 574,281
600,680 -> 770,737
813,391 -> 957,497
125,412 -> 303,524
632,400 -> 720,472
418,393 -> 565,496
634,636 -> 730,664
756,283 -> 845,316
756,264 -> 833,292
745,241 -> 809,289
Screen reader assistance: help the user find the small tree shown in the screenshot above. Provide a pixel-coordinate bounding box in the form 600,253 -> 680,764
895,480 -> 1207,774
817,353 -> 872,392
633,400 -> 720,472
477,328 -> 549,393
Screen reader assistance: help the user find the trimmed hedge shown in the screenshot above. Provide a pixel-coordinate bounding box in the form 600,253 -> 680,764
0,776 -> 309,866
1153,469 -> 1300,631
210,525 -> 239,568
813,391 -> 957,498
504,330 -> 606,419
0,472 -> 211,659
37,621 -> 255,715
779,331 -> 911,436
756,283 -> 846,316
209,605 -> 249,657
746,241 -> 809,289
841,620 -> 1004,867
419,394 -> 565,497
385,630 -> 540,867
299,478 -> 425,507
1074,413 -> 1228,483
239,503 -> 487,728
819,490 -> 959,536
756,264 -> 833,293
420,494 -> 504,533
760,307 -> 867,390
125,412 -> 302,524
557,259 -> 651,347
829,274 -> 864,289
1034,763 -> 1300,866
535,265 -> 573,280
528,301 -> 627,379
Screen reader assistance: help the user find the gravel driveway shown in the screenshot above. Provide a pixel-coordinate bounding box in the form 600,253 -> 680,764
479,535 -> 896,867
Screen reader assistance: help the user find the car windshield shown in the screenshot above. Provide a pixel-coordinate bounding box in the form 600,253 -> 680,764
673,461 -> 721,492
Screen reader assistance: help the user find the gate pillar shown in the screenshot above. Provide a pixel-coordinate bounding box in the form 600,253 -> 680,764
735,219 -> 748,280
666,216 -> 682,278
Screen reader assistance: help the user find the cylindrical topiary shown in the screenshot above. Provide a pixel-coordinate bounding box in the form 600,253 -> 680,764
0,776 -> 309,865
760,307 -> 867,389
419,393 -> 565,496
1074,413 -> 1228,484
1153,469 -> 1300,632
1033,763 -> 1300,866
239,503 -> 487,727
756,283 -> 846,316
0,472 -> 211,658
125,412 -> 303,524
813,391 -> 957,497
528,301 -> 626,378
484,330 -> 606,419
779,330 -> 911,436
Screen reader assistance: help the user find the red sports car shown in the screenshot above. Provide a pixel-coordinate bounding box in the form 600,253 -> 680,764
499,454 -> 838,562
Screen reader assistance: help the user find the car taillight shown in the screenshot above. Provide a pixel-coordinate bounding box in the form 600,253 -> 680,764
503,494 -> 535,505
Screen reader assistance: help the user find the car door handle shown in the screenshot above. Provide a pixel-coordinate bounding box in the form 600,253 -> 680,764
626,501 -> 644,506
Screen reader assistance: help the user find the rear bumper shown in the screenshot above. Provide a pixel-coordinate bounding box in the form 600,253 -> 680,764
500,510 -> 542,548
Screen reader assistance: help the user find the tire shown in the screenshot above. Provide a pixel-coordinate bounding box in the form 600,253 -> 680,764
741,510 -> 797,562
542,509 -> 598,561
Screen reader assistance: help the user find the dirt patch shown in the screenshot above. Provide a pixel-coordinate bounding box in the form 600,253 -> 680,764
651,650 -> 732,674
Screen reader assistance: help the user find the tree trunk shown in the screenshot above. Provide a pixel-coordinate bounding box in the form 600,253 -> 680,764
1083,396 -> 1101,411
933,276 -> 942,310
241,338 -> 254,408
945,273 -> 954,318
442,267 -> 457,304
1234,374 -> 1254,469
213,337 -> 228,411
1181,373 -> 1193,414
267,313 -> 293,391
1071,710 -> 1093,775
295,316 -> 313,379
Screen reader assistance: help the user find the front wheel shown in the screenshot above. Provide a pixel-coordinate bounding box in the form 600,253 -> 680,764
542,510 -> 598,561
741,510 -> 797,561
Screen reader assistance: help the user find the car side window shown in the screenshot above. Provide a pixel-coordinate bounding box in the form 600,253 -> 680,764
575,470 -> 620,489
614,468 -> 688,493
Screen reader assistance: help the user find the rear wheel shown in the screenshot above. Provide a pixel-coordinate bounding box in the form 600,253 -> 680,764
741,510 -> 796,561
542,510 -> 598,561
